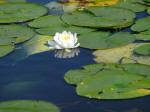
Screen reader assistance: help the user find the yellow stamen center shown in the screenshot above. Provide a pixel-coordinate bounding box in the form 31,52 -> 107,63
62,35 -> 70,40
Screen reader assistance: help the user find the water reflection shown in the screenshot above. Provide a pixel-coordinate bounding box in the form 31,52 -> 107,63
54,48 -> 80,58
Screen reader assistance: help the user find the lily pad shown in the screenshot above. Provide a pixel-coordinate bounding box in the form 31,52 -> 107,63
76,70 -> 150,99
62,9 -> 135,29
111,2 -> 146,12
131,17 -> 150,32
134,44 -> 150,56
0,24 -> 35,45
93,43 -> 150,65
0,3 -> 48,23
79,32 -> 136,49
0,0 -> 26,3
36,25 -> 96,35
0,44 -> 14,58
134,34 -> 150,41
148,7 -> 150,15
28,15 -> 63,28
0,100 -> 60,112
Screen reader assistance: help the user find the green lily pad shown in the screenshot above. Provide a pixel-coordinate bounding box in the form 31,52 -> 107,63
134,34 -> 150,41
0,0 -> 26,3
111,2 -> 146,12
0,24 -> 35,45
62,9 -> 135,29
0,44 -> 14,58
79,32 -> 136,49
93,43 -> 150,65
28,15 -> 63,28
134,44 -> 150,56
0,100 -> 60,112
144,0 -> 150,3
131,17 -> 150,32
78,32 -> 110,49
119,0 -> 144,3
0,3 -> 48,23
76,70 -> 150,99
36,25 -> 96,35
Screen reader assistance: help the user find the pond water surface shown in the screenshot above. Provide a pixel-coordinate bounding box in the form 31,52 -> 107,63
0,0 -> 150,112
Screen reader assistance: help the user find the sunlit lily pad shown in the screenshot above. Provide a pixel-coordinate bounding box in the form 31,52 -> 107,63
0,3 -> 48,23
0,44 -> 14,58
0,100 -> 60,112
79,32 -> 136,49
0,0 -> 26,3
111,2 -> 146,12
131,17 -> 150,32
76,70 -> 150,99
0,24 -> 35,45
93,43 -> 150,65
134,44 -> 150,56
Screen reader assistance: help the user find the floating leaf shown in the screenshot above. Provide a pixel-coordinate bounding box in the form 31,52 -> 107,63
93,43 -> 150,65
0,100 -> 60,112
0,44 -> 14,58
131,17 -> 150,32
0,3 -> 48,23
79,32 -> 136,49
134,34 -> 150,41
0,24 -> 35,45
134,44 -> 150,56
148,7 -> 150,14
62,8 -> 135,29
76,70 -> 150,99
28,15 -> 63,28
111,2 -> 146,12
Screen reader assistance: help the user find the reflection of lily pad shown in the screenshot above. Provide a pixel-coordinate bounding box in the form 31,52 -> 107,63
131,17 -> 150,32
0,3 -> 48,23
134,44 -> 150,56
79,32 -> 136,49
93,43 -> 150,65
0,100 -> 60,112
0,44 -> 14,58
0,24 -> 35,45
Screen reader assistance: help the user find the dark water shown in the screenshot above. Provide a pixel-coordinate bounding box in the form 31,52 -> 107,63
0,0 -> 150,112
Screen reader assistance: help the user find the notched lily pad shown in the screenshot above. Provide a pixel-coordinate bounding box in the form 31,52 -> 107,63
0,3 -> 48,23
0,100 -> 60,112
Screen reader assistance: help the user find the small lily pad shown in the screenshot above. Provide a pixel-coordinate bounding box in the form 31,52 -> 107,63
0,44 -> 14,58
0,100 -> 60,112
0,24 -> 35,45
131,17 -> 150,32
134,44 -> 150,56
0,3 -> 48,23
134,34 -> 150,41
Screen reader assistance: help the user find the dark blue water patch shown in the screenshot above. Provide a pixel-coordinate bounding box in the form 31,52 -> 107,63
135,10 -> 149,20
27,0 -> 55,5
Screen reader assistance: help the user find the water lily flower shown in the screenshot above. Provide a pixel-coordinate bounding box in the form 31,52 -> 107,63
48,31 -> 80,51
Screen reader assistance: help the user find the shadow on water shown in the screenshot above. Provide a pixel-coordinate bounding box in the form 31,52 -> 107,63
0,0 -> 150,112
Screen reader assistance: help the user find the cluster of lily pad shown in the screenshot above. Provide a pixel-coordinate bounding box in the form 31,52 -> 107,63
1,0 -> 150,100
